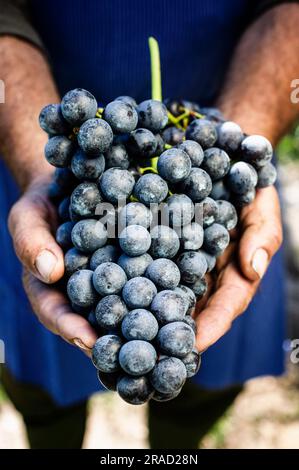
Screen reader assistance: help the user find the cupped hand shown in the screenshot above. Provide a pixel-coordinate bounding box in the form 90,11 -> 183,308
8,177 -> 97,355
194,186 -> 283,352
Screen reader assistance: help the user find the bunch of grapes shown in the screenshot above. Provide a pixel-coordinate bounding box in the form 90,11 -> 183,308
39,86 -> 276,405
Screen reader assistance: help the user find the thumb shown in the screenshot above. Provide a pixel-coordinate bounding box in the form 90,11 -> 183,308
8,182 -> 64,283
238,186 -> 283,281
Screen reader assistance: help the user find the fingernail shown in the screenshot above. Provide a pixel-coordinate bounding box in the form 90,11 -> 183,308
35,250 -> 57,282
252,248 -> 269,279
73,338 -> 90,351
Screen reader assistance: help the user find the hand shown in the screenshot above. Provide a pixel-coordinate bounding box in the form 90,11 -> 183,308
194,186 -> 283,352
8,177 -> 97,355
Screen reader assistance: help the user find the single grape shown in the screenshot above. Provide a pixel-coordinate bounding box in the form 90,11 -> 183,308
118,253 -> 153,279
137,99 -> 168,132
87,310 -> 99,329
197,197 -> 219,228
122,277 -> 157,309
150,290 -> 186,324
100,168 -> 135,203
157,321 -> 195,358
216,200 -> 238,230
67,269 -> 98,307
103,100 -> 138,133
90,244 -> 120,270
150,357 -> 187,394
104,144 -> 130,169
39,103 -> 70,135
119,225 -> 151,256
45,135 -> 75,167
166,194 -> 194,227
70,182 -> 102,217
257,162 -> 277,188
181,222 -> 204,250
133,173 -> 168,206
145,258 -> 181,290
180,168 -> 212,202
216,121 -> 243,153
181,349 -> 201,378
71,219 -> 107,253
56,221 -> 75,250
203,223 -> 230,256
185,119 -> 217,149
61,88 -> 98,126
78,118 -> 113,155
92,334 -> 123,372
127,128 -> 157,158
121,309 -> 159,341
92,262 -> 127,295
71,149 -> 105,180
241,134 -> 273,169
201,147 -> 230,180
95,295 -> 128,329
178,140 -> 204,167
226,162 -> 257,194
119,340 -> 157,376
158,148 -> 191,184
176,251 -> 207,284
150,225 -> 180,259
161,126 -> 185,145
64,248 -> 89,276
58,197 -> 71,222
117,375 -> 153,405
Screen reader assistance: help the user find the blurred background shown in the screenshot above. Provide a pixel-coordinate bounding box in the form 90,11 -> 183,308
1,127 -> 299,449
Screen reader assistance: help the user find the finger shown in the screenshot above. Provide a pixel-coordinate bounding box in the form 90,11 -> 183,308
8,186 -> 64,283
238,186 -> 283,281
195,262 -> 259,352
23,270 -> 97,355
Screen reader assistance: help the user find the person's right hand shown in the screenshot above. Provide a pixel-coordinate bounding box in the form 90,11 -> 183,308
8,177 -> 97,355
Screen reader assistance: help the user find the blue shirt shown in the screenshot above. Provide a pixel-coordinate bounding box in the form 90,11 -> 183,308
0,0 -> 285,406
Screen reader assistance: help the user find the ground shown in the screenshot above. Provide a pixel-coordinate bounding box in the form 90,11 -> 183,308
1,161 -> 299,449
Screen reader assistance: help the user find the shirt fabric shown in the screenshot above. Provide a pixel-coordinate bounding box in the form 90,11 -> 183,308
0,0 -> 286,406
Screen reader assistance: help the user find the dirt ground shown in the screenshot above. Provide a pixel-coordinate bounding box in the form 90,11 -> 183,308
1,162 -> 299,449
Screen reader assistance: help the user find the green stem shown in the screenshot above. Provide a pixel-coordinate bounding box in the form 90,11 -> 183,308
148,37 -> 162,101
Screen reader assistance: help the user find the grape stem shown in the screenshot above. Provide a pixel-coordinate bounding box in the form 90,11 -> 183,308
148,37 -> 162,102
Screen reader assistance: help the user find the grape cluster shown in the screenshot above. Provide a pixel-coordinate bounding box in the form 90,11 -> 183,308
39,88 -> 276,405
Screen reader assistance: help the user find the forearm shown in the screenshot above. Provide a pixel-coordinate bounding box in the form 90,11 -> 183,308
0,36 -> 59,190
217,3 -> 299,145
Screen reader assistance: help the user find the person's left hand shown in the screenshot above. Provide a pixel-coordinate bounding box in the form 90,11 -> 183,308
194,185 -> 283,352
